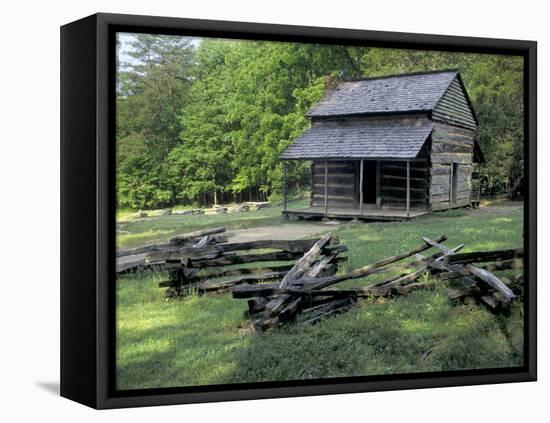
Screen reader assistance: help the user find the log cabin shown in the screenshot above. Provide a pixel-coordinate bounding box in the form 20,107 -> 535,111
280,70 -> 485,221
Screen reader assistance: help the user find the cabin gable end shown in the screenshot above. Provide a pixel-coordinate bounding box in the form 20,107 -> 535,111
432,76 -> 477,131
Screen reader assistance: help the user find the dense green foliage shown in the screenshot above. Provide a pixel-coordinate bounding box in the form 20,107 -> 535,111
116,34 -> 524,209
116,200 -> 523,389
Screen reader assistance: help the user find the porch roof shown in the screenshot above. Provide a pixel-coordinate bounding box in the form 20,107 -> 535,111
280,116 -> 433,160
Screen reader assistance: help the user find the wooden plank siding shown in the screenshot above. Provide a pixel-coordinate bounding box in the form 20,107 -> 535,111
311,161 -> 356,208
429,122 -> 475,211
380,141 -> 429,210
311,154 -> 433,211
380,160 -> 428,209
432,78 -> 477,131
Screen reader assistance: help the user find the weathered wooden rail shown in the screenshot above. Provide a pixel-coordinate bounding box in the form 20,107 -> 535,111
116,227 -> 230,273
229,235 -> 523,332
116,227 -> 347,298
118,227 -> 523,332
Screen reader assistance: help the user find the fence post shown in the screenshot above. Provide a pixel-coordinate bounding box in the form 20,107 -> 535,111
324,161 -> 328,216
406,161 -> 411,218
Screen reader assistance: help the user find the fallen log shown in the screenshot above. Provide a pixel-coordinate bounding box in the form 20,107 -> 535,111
371,245 -> 464,288
254,297 -> 303,331
183,251 -> 307,268
447,285 -> 478,300
169,227 -> 226,244
369,243 -> 464,292
438,258 -> 523,280
232,283 -> 282,299
171,208 -> 204,215
163,256 -> 347,286
286,278 -> 437,299
479,295 -> 499,309
249,295 -> 343,316
445,248 -> 523,264
158,271 -> 286,292
193,235 -> 213,249
421,237 -> 456,255
116,253 -> 147,273
465,264 -> 516,301
146,237 -> 342,262
446,273 -> 523,302
200,263 -> 295,278
117,235 -> 228,258
117,243 -> 171,258
233,276 -> 435,300
297,235 -> 449,290
306,254 -> 337,278
246,297 -> 272,316
198,271 -> 287,291
423,237 -> 515,302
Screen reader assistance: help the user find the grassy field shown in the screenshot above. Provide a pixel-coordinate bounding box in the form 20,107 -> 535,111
116,199 -> 310,249
116,200 -> 524,390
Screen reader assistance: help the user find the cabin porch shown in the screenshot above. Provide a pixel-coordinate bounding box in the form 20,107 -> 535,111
282,206 -> 429,221
282,158 -> 430,222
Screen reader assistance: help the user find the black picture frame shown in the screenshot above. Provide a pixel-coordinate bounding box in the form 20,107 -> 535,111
60,12 -> 537,409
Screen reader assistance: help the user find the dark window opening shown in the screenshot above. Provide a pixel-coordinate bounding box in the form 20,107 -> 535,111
362,161 -> 377,204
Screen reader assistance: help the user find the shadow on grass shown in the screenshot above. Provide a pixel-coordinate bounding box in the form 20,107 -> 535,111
226,288 -> 523,384
116,287 -> 524,390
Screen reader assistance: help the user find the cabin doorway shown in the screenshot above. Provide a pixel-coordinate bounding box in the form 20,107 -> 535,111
361,161 -> 377,204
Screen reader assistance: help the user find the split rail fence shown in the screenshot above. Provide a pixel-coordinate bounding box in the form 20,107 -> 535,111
117,227 -> 523,332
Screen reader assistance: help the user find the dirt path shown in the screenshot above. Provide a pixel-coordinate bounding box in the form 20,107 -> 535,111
226,222 -> 333,242
224,201 -> 522,242
467,201 -> 523,217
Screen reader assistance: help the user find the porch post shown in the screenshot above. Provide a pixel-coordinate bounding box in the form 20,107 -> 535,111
376,160 -> 382,209
449,162 -> 454,203
324,161 -> 329,215
406,161 -> 411,218
477,163 -> 482,200
359,159 -> 364,214
283,161 -> 288,212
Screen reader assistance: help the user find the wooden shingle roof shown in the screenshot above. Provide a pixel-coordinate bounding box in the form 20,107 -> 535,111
280,116 -> 433,160
306,70 -> 458,118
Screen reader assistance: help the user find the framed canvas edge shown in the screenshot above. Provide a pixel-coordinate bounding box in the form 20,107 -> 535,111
98,371 -> 536,409
61,12 -> 537,409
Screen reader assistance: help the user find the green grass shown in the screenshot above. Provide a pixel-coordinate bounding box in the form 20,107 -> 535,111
116,200 -> 524,390
116,208 -> 138,222
116,199 -> 309,249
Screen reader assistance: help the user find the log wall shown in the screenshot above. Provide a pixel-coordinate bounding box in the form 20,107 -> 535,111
309,121 -> 476,212
311,161 -> 357,208
311,155 -> 431,210
430,122 -> 475,211
380,144 -> 429,210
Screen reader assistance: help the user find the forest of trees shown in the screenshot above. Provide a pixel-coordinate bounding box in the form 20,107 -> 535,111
116,34 -> 524,209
